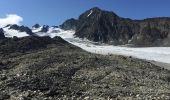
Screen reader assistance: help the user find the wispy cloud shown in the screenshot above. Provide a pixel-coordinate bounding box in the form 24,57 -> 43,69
0,14 -> 23,28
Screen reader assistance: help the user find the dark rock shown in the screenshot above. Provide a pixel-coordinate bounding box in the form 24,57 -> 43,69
9,24 -> 34,36
52,26 -> 59,28
0,28 -> 5,39
60,18 -> 78,30
39,25 -> 49,32
32,24 -> 41,29
0,75 -> 7,81
74,7 -> 136,44
73,7 -> 170,46
0,92 -> 10,100
0,36 -> 70,55
20,26 -> 34,35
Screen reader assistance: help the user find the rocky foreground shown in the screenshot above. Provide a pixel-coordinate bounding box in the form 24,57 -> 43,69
0,36 -> 170,100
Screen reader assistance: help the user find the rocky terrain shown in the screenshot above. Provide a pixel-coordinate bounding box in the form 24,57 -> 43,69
6,24 -> 34,36
60,7 -> 170,46
0,36 -> 169,100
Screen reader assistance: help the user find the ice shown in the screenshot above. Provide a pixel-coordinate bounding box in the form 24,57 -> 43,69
50,30 -> 170,64
33,28 -> 170,64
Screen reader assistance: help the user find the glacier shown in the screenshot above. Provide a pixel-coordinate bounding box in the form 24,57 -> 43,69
45,29 -> 170,64
32,27 -> 170,65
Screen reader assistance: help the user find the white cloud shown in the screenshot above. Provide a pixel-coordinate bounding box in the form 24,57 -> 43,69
0,14 -> 23,28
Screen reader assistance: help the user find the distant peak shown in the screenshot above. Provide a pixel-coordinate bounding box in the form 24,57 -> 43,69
90,7 -> 101,11
32,24 -> 41,28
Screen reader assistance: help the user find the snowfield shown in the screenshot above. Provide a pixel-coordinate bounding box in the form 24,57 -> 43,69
3,26 -> 29,37
33,28 -> 170,64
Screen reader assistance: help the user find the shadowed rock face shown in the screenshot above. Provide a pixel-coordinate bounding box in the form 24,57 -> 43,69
32,24 -> 41,29
60,18 -> 78,30
0,29 -> 5,39
39,25 -> 49,32
8,24 -> 35,36
72,7 -> 170,46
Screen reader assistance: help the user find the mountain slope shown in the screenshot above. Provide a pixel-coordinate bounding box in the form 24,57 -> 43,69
59,18 -> 78,30
0,36 -> 68,55
2,24 -> 35,38
72,7 -> 170,46
0,36 -> 169,100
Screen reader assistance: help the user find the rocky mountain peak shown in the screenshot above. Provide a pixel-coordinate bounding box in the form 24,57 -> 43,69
40,25 -> 49,32
60,18 -> 78,30
32,24 -> 41,29
75,7 -> 122,43
73,7 -> 170,46
9,24 -> 34,35
79,7 -> 118,20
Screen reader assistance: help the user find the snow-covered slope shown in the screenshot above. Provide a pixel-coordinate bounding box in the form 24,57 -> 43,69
32,26 -> 74,38
3,25 -> 169,65
32,26 -> 43,33
35,28 -> 170,64
3,26 -> 29,37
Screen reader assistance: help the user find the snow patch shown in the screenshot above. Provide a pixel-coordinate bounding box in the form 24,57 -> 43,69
32,26 -> 43,33
35,28 -> 75,38
87,10 -> 93,17
3,27 -> 29,38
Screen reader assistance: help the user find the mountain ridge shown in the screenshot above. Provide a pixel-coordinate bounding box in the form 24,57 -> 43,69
1,7 -> 170,47
59,7 -> 170,47
71,7 -> 170,46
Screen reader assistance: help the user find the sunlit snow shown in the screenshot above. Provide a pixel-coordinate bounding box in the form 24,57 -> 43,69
37,29 -> 170,64
3,26 -> 29,37
87,10 -> 93,17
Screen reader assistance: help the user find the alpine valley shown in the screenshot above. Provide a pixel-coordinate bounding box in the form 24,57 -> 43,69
0,7 -> 170,100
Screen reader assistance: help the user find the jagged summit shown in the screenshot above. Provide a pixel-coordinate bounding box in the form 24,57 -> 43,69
60,18 -> 77,30
32,24 -> 50,33
2,24 -> 35,37
79,7 -> 118,19
32,24 -> 41,29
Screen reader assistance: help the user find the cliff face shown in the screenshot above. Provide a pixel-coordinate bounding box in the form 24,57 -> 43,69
60,18 -> 78,30
71,7 -> 170,46
0,29 -> 5,39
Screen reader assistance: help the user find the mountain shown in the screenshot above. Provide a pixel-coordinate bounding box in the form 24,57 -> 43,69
0,8 -> 169,99
1,7 -> 170,47
69,7 -> 170,46
32,24 -> 41,29
3,24 -> 35,38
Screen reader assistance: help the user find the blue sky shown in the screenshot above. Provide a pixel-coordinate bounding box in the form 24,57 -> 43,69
0,0 -> 170,27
